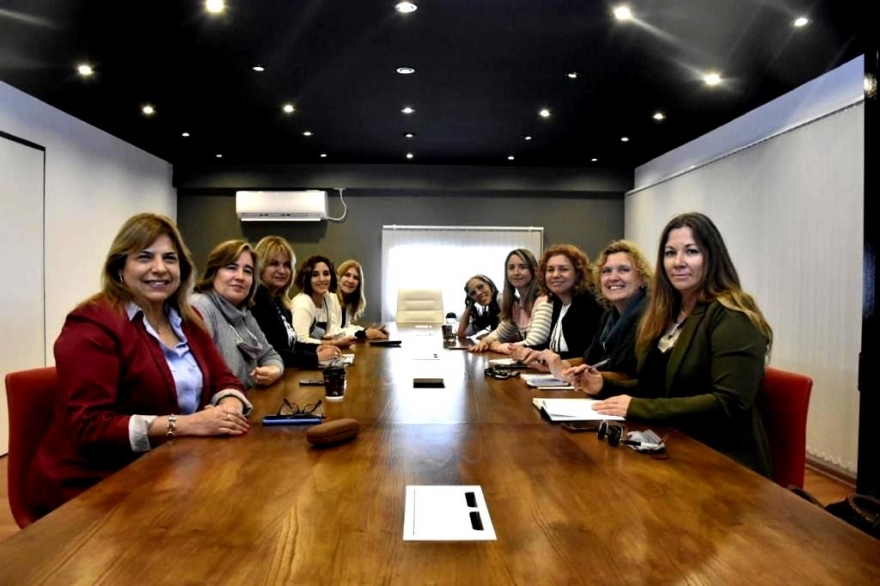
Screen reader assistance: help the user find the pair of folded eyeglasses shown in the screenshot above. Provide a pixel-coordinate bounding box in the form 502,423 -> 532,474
597,420 -> 666,452
484,366 -> 520,380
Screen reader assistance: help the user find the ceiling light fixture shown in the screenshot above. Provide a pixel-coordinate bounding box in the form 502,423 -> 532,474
621,136 -> 629,142
395,2 -> 418,14
216,153 -> 223,158
396,67 -> 415,75
703,71 -> 722,86
320,153 -> 328,158
404,132 -> 415,138
406,152 -> 414,159
401,106 -> 415,114
252,65 -> 265,72
181,132 -> 190,137
282,103 -> 295,114
793,16 -> 810,27
77,64 -> 93,77
141,105 -> 155,116
613,5 -> 633,21
567,72 -> 579,79
539,108 -> 551,118
591,158 -> 598,162
653,112 -> 666,121
303,131 -> 313,136
507,156 -> 515,161
205,0 -> 225,14
524,135 -> 533,141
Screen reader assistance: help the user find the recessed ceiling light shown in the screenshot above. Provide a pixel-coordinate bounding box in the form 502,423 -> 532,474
703,71 -> 722,86
404,132 -> 415,138
406,153 -> 414,159
303,131 -> 313,137
282,103 -> 295,114
524,135 -> 533,141
205,0 -> 225,14
591,158 -> 598,162
621,136 -> 629,142
252,65 -> 265,72
793,16 -> 810,27
567,72 -> 579,79
401,106 -> 415,114
216,153 -> 223,158
507,155 -> 515,161
395,2 -> 418,14
320,153 -> 328,158
396,67 -> 416,75
141,105 -> 155,116
539,108 -> 551,118
181,132 -> 190,137
653,112 -> 665,121
77,64 -> 93,77
613,5 -> 633,21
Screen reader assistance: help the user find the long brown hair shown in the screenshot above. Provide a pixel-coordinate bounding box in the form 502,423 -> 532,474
636,212 -> 773,356
87,213 -> 200,324
254,236 -> 296,309
499,248 -> 540,321
336,259 -> 367,320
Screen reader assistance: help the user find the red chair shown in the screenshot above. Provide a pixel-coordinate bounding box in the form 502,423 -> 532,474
760,367 -> 813,489
4,366 -> 57,528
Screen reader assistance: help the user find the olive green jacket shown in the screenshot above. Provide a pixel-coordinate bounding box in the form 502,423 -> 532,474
602,300 -> 772,477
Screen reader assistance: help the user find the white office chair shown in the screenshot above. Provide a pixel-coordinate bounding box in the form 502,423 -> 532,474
396,288 -> 444,324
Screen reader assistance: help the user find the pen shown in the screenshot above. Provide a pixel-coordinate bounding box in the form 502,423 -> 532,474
588,358 -> 610,370
536,386 -> 574,390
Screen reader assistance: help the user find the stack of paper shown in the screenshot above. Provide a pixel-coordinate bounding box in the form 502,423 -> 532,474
520,374 -> 572,389
532,398 -> 625,422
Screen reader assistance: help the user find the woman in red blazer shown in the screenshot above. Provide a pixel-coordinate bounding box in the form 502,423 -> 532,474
26,213 -> 251,519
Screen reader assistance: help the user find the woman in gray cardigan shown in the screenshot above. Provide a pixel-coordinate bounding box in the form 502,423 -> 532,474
191,240 -> 284,389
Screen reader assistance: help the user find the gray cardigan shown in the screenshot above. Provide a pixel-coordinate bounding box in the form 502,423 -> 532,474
191,292 -> 284,389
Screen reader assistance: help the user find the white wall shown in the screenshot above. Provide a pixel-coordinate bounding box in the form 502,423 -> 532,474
0,80 -> 175,365
626,57 -> 865,475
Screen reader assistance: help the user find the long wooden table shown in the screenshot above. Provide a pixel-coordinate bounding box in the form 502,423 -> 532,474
1,327 -> 878,584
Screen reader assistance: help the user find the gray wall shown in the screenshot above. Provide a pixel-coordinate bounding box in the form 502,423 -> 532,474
177,189 -> 625,323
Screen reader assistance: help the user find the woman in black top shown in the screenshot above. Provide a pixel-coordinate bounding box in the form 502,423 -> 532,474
251,236 -> 338,367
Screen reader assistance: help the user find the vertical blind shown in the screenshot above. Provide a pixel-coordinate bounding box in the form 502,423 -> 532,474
381,225 -> 543,323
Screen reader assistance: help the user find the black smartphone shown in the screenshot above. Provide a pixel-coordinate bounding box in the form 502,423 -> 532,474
299,378 -> 324,386
561,421 -> 601,433
262,415 -> 323,426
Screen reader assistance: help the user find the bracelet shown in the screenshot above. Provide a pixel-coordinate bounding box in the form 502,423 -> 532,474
166,414 -> 177,440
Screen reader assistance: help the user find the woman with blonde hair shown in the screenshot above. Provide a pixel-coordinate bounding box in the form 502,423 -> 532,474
513,244 -> 603,361
567,213 -> 773,476
251,236 -> 338,367
191,240 -> 284,388
336,259 -> 388,339
27,213 -> 249,519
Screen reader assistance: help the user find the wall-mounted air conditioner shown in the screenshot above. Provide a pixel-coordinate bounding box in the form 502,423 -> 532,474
235,190 -> 328,221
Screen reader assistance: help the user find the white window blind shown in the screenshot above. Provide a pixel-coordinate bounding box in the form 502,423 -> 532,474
381,225 -> 543,323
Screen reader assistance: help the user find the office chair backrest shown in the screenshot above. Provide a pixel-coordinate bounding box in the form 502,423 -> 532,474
396,288 -> 444,324
760,366 -> 813,489
4,366 -> 58,528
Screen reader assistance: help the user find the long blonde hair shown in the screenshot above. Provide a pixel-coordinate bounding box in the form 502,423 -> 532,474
336,259 -> 367,321
87,213 -> 200,324
636,213 -> 773,357
254,236 -> 296,309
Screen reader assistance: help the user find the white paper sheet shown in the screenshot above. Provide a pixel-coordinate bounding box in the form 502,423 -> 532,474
532,398 -> 625,421
403,485 -> 497,541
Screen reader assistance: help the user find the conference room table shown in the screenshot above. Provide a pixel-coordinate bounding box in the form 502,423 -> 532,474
1,326 -> 879,584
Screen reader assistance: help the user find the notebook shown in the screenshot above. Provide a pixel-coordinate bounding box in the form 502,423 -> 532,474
520,374 -> 572,389
532,398 -> 625,422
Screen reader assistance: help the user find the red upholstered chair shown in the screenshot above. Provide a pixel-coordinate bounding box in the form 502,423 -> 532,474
760,367 -> 813,489
4,366 -> 57,528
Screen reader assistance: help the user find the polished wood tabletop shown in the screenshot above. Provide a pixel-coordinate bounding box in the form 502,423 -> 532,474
1,327 -> 878,585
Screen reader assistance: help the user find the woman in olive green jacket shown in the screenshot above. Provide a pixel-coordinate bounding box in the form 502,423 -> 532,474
567,212 -> 773,477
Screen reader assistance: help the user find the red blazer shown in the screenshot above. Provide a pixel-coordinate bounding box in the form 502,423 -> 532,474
26,298 -> 244,517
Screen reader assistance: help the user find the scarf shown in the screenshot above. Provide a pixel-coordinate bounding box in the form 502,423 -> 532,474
599,287 -> 647,353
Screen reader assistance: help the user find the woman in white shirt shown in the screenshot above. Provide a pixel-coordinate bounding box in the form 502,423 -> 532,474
291,255 -> 356,347
336,259 -> 389,340
470,248 -> 551,354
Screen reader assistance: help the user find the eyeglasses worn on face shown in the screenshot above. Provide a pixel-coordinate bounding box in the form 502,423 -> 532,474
277,398 -> 325,418
467,283 -> 487,298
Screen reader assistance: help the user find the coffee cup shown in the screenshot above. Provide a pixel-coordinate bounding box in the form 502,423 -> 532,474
441,324 -> 455,341
323,365 -> 346,401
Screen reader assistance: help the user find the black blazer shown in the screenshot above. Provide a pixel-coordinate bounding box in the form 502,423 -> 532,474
251,286 -> 320,369
530,291 -> 603,359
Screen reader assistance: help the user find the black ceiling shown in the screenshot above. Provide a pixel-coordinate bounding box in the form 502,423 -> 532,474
0,1 -> 863,170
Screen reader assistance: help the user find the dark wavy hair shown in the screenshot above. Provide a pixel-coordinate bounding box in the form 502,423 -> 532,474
463,274 -> 501,332
537,244 -> 593,299
294,255 -> 337,295
636,212 -> 773,356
